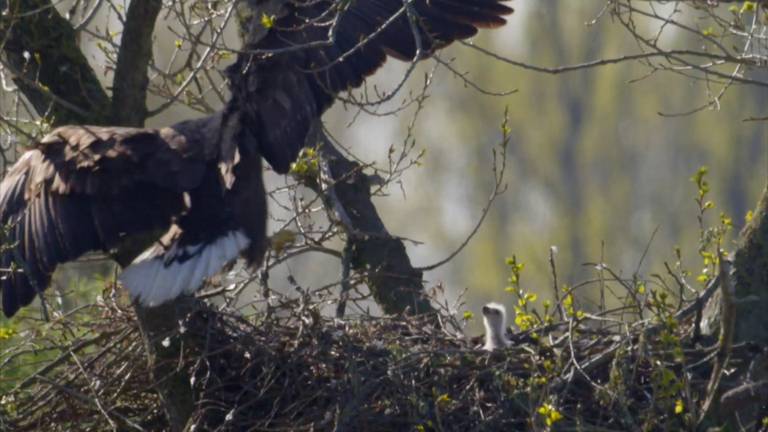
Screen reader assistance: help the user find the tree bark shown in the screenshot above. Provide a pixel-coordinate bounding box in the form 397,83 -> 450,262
732,183 -> 768,344
236,0 -> 436,316
0,0 -> 111,125
133,300 -> 201,432
311,129 -> 433,315
112,0 -> 162,126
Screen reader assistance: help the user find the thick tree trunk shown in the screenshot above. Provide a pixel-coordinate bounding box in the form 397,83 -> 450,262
0,0 -> 111,125
133,300 -> 201,432
732,184 -> 768,344
111,0 -> 162,126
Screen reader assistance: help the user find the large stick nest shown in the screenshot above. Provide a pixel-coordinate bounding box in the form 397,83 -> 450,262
0,284 -> 766,431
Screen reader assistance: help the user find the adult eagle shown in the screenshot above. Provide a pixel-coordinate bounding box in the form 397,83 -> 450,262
229,0 -> 514,173
0,0 -> 513,317
0,113 -> 266,317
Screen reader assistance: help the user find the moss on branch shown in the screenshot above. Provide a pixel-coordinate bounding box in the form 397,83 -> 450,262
0,0 -> 110,125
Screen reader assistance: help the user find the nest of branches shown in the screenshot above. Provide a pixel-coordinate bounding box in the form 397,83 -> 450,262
0,277 -> 766,432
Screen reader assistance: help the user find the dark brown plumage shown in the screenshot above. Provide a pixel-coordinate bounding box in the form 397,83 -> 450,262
0,0 -> 511,317
229,0 -> 514,173
0,113 -> 267,317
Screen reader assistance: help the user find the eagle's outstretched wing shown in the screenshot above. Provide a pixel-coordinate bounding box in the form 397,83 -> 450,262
229,0 -> 514,173
0,117 -> 265,317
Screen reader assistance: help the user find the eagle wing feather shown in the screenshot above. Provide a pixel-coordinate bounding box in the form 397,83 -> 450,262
229,0 -> 513,173
0,125 -> 209,317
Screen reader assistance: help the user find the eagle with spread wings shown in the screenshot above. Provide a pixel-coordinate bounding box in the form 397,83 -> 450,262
0,0 -> 513,317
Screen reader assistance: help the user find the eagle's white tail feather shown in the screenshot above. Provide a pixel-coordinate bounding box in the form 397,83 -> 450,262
134,256 -> 164,306
153,257 -> 188,304
120,230 -> 250,307
186,246 -> 214,299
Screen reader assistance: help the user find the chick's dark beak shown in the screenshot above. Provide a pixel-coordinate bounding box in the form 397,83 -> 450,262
482,305 -> 491,314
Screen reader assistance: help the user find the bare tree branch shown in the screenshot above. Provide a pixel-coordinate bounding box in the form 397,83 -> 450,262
306,125 -> 434,315
111,0 -> 162,126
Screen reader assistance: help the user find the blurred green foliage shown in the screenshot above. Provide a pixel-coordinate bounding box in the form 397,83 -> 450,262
325,1 -> 766,326
0,262 -> 114,393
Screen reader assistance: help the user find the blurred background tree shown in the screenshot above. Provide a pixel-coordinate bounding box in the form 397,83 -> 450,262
322,1 -> 767,331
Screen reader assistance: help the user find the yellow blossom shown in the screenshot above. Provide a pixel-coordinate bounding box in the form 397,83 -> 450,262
537,403 -> 564,426
742,1 -> 757,13
260,13 -> 276,29
674,399 -> 684,415
0,326 -> 15,340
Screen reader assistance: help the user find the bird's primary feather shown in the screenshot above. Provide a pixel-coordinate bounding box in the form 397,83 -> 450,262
0,113 -> 267,317
229,0 -> 514,173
